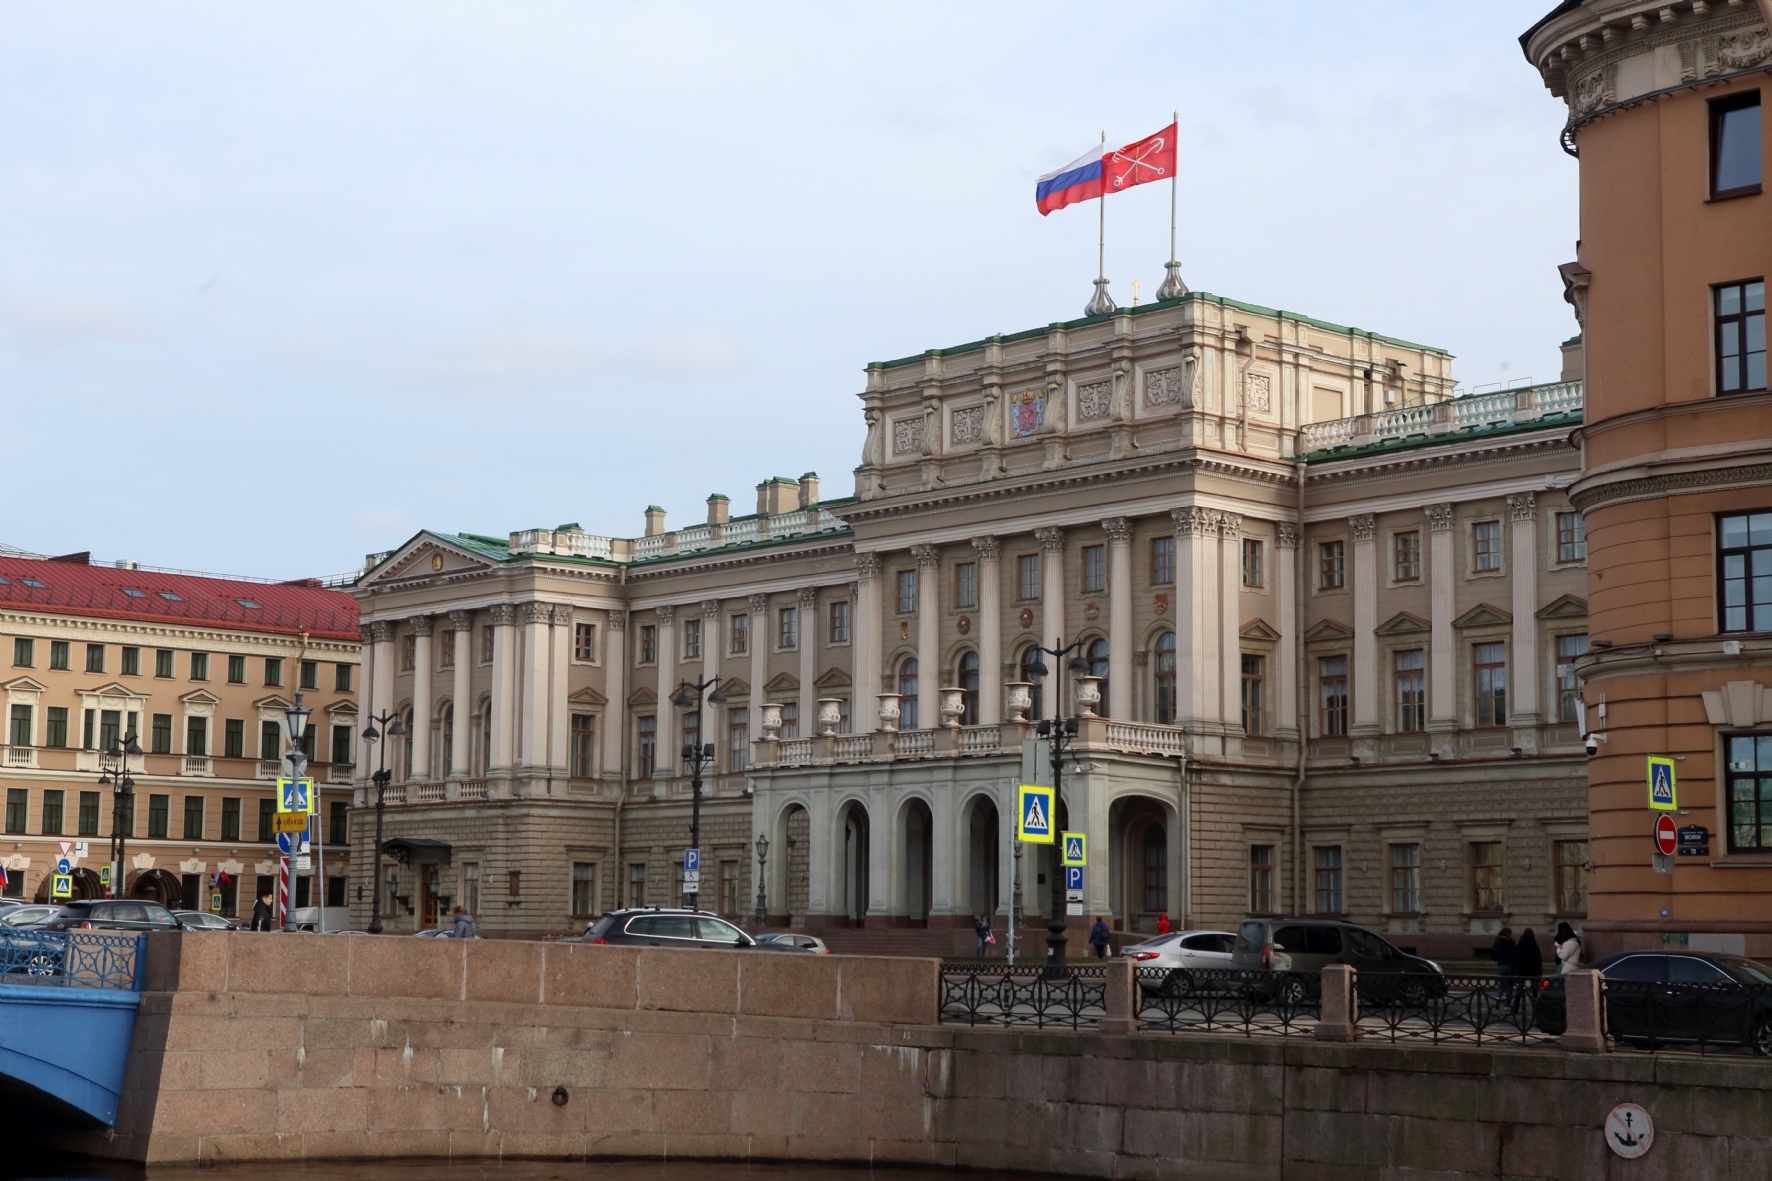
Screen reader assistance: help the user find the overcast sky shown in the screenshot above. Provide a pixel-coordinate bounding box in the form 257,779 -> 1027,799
0,2 -> 1576,579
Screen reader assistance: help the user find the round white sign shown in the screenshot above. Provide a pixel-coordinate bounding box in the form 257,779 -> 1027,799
1605,1103 -> 1654,1159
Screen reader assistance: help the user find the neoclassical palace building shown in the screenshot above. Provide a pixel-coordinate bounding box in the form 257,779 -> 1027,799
352,292 -> 1592,958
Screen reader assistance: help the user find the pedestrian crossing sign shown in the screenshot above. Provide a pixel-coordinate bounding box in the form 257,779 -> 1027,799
1017,784 -> 1055,844
1647,756 -> 1677,811
51,873 -> 73,899
277,777 -> 318,815
1061,832 -> 1087,867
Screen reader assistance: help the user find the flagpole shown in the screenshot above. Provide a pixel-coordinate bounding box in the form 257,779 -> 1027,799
1085,130 -> 1116,316
1157,109 -> 1187,301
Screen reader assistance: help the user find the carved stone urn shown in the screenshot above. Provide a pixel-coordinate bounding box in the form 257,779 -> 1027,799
1005,681 -> 1034,723
875,693 -> 902,733
758,703 -> 783,742
1073,675 -> 1104,718
939,688 -> 966,728
816,697 -> 842,737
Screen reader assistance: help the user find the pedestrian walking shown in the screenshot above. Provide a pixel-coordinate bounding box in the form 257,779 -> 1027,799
974,914 -> 992,958
1514,928 -> 1544,988
451,906 -> 479,939
1491,927 -> 1517,1000
1089,916 -> 1111,959
249,889 -> 275,932
1156,912 -> 1171,936
1554,921 -> 1582,974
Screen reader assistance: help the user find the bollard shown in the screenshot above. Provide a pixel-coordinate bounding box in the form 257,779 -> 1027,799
1314,963 -> 1361,1042
1558,969 -> 1608,1053
1099,958 -> 1139,1034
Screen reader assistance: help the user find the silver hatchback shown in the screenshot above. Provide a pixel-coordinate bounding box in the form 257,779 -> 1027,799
1122,929 -> 1236,996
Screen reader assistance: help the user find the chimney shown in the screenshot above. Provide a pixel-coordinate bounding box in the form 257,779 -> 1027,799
756,477 -> 798,516
798,472 -> 819,507
1560,335 -> 1585,383
644,506 -> 667,537
707,494 -> 730,526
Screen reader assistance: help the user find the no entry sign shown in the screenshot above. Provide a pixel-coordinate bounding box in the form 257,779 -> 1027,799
1654,813 -> 1678,858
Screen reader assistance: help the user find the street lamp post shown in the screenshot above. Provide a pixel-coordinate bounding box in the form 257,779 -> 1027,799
99,732 -> 142,900
670,676 -> 725,911
753,833 -> 769,928
1023,636 -> 1090,979
284,693 -> 313,932
361,709 -> 405,935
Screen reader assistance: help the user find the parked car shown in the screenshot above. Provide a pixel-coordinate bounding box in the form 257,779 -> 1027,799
1121,929 -> 1236,996
581,908 -> 811,951
173,910 -> 239,931
414,926 -> 481,939
0,905 -> 60,928
1231,918 -> 1445,1003
36,900 -> 185,932
1533,950 -> 1772,1054
754,932 -> 830,954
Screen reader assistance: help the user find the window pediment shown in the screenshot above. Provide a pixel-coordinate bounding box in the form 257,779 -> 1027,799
1536,593 -> 1588,621
627,687 -> 657,707
568,686 -> 609,708
1453,603 -> 1513,629
1304,618 -> 1354,643
1240,618 -> 1282,643
1375,611 -> 1432,637
814,667 -> 853,689
764,672 -> 800,694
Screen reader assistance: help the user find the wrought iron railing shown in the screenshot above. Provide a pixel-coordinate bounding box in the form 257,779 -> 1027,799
1357,972 -> 1559,1048
0,930 -> 145,991
1597,978 -> 1772,1056
939,964 -> 1108,1029
1136,967 -> 1321,1037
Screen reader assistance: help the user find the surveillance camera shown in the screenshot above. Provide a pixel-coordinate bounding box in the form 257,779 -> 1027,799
1584,734 -> 1599,756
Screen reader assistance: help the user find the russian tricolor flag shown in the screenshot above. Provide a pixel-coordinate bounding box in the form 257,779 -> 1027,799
1035,144 -> 1104,216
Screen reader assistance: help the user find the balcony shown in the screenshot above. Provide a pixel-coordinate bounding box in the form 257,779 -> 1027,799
328,764 -> 356,784
2,745 -> 36,769
257,759 -> 281,779
183,756 -> 212,776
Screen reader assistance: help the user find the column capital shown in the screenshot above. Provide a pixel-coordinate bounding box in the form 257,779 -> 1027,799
911,544 -> 941,569
1217,513 -> 1242,540
798,586 -> 819,608
408,614 -> 435,637
1171,506 -> 1214,537
488,603 -> 519,627
1508,492 -> 1538,521
855,553 -> 883,580
363,622 -> 390,645
748,593 -> 770,613
702,598 -> 723,620
521,601 -> 552,626
552,603 -> 575,625
1102,517 -> 1134,545
448,609 -> 475,632
607,610 -> 628,633
1276,524 -> 1299,550
1036,526 -> 1066,553
1349,514 -> 1377,542
971,535 -> 1001,561
1426,503 -> 1456,532
657,604 -> 676,624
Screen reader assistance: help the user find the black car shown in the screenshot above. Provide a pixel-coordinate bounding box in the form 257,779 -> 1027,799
37,900 -> 185,932
1534,950 -> 1772,1054
1230,916 -> 1446,1003
582,908 -> 811,951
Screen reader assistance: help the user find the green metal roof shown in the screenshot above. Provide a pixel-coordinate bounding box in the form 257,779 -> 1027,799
1302,410 -> 1581,464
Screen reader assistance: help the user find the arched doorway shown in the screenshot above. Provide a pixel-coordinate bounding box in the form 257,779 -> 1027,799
782,804 -> 810,925
899,797 -> 933,926
839,800 -> 870,926
965,794 -> 1000,920
126,868 -> 182,906
1110,795 -> 1174,935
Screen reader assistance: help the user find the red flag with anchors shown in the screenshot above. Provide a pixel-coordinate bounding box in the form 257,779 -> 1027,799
1105,122 -> 1177,193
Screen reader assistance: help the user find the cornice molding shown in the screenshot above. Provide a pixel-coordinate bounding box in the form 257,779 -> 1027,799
1571,458 -> 1772,513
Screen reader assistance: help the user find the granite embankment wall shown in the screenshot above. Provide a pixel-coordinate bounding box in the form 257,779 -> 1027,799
54,935 -> 1772,1178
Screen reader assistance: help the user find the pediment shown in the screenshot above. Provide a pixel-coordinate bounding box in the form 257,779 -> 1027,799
1453,603 -> 1513,629
1536,593 -> 1589,621
362,532 -> 498,587
1304,618 -> 1354,643
764,672 -> 800,694
85,681 -> 145,699
568,686 -> 608,707
627,687 -> 657,707
179,689 -> 222,706
814,667 -> 853,689
325,700 -> 358,716
3,676 -> 47,694
1374,611 -> 1432,637
1240,618 -> 1282,643
717,678 -> 750,699
256,694 -> 293,711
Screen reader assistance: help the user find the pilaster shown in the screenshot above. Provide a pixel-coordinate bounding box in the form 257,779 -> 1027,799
1275,525 -> 1299,741
1508,492 -> 1542,753
447,610 -> 474,780
972,537 -> 1003,723
797,587 -> 819,738
1426,504 -> 1458,758
603,612 -> 628,778
1350,514 -> 1379,755
408,615 -> 435,780
1103,519 -> 1133,721
854,555 -> 883,713
912,544 -> 941,731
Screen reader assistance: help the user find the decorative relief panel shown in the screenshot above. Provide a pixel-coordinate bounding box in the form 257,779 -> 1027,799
1145,366 -> 1185,409
950,406 -> 985,445
1714,27 -> 1772,72
1245,372 -> 1272,414
1077,380 -> 1113,422
892,416 -> 924,456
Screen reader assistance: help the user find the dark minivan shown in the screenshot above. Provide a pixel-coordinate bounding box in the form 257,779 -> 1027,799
1231,917 -> 1445,1002
37,900 -> 186,932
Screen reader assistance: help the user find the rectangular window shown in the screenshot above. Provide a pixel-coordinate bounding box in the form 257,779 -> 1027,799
12,637 -> 31,668
571,714 -> 596,777
221,797 -> 241,840
41,789 -> 63,835
1240,654 -> 1264,735
219,653 -> 241,684
637,716 -> 657,779
1082,545 -> 1106,594
837,698 -> 851,734
147,793 -> 169,839
45,706 -> 67,748
330,799 -> 347,844
1469,841 -> 1504,913
1557,634 -> 1589,723
1474,641 -> 1507,728
1241,538 -> 1263,588
1390,844 -> 1421,914
508,871 -> 521,899
1725,733 -> 1772,851
1556,512 -> 1587,563
779,702 -> 798,741
1319,656 -> 1348,737
439,629 -> 456,669
331,724 -> 352,767
8,704 -> 30,748
265,657 -> 283,687
261,721 -> 280,760
1394,649 -> 1425,733
258,798 -> 273,843
462,863 -> 479,914
187,716 -> 208,757
4,789 -> 25,833
1318,540 -> 1344,590
1711,90 -> 1762,200
682,710 -> 700,757
1313,846 -> 1343,914
1717,279 -> 1767,395
78,790 -> 99,837
1248,845 -> 1274,914
151,713 -> 172,754
897,569 -> 918,614
955,561 -> 978,609
120,646 -> 140,676
190,652 -> 208,681
728,707 -> 748,773
1393,531 -> 1421,582
224,718 -> 244,759
154,649 -> 173,678
1151,536 -> 1175,586
682,618 -> 701,661
49,641 -> 69,671
1473,520 -> 1502,572
729,613 -> 749,656
565,621 -> 594,663
82,709 -> 93,749
777,607 -> 799,649
300,660 -> 317,690
720,859 -> 739,917
85,643 -> 105,673
638,625 -> 657,664
481,626 -> 495,664
399,636 -> 414,673
628,863 -> 647,908
1554,839 -> 1589,914
571,862 -> 595,916
828,600 -> 850,644
1017,554 -> 1040,601
336,662 -> 353,692
99,710 -> 120,751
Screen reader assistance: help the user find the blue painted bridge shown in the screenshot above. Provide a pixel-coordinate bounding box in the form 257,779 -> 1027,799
0,930 -> 145,1124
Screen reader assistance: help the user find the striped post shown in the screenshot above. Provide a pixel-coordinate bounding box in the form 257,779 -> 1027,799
278,852 -> 291,930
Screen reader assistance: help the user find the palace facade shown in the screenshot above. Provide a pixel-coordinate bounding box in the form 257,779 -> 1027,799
353,291 -> 1593,959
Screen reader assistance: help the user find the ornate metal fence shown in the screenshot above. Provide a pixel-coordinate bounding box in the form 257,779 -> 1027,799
939,964 -> 1107,1028
1136,967 -> 1321,1037
1357,973 -> 1559,1047
1600,979 -> 1772,1056
0,931 -> 146,991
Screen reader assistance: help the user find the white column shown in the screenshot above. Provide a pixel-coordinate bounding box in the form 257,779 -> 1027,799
489,604 -> 517,774
520,602 -> 550,779
1427,504 -> 1457,749
854,556 -> 883,726
1275,526 -> 1299,740
972,537 -> 1003,723
1172,508 -> 1215,729
448,610 -> 473,779
1037,524 -> 1066,658
1508,493 -> 1541,739
1220,514 -> 1243,731
747,594 -> 769,721
371,621 -> 396,762
912,545 -> 941,728
1103,519 -> 1133,721
550,604 -> 572,777
1350,514 -> 1379,740
357,624 -> 381,780
797,587 -> 818,731
602,612 -> 628,778
408,616 -> 434,779
655,606 -> 677,775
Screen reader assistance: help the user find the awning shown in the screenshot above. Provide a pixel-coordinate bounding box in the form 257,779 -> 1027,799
379,838 -> 453,865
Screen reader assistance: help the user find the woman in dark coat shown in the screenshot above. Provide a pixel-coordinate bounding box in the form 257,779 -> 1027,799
1491,928 -> 1517,999
1514,928 -> 1545,986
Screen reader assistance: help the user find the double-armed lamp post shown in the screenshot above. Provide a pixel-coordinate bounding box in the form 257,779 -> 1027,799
1021,636 -> 1091,979
99,733 -> 142,900
670,675 -> 725,911
361,709 -> 405,934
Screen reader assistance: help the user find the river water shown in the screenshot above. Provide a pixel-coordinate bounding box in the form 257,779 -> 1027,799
9,1161 -> 1048,1181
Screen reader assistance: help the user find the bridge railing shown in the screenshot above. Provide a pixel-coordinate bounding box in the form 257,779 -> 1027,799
1136,967 -> 1322,1037
0,930 -> 145,991
938,963 -> 1107,1028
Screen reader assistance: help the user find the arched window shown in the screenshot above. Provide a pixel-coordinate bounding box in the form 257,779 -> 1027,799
1019,646 -> 1045,720
1086,638 -> 1110,717
899,657 -> 920,730
958,651 -> 980,726
1154,631 -> 1177,724
441,705 -> 454,777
